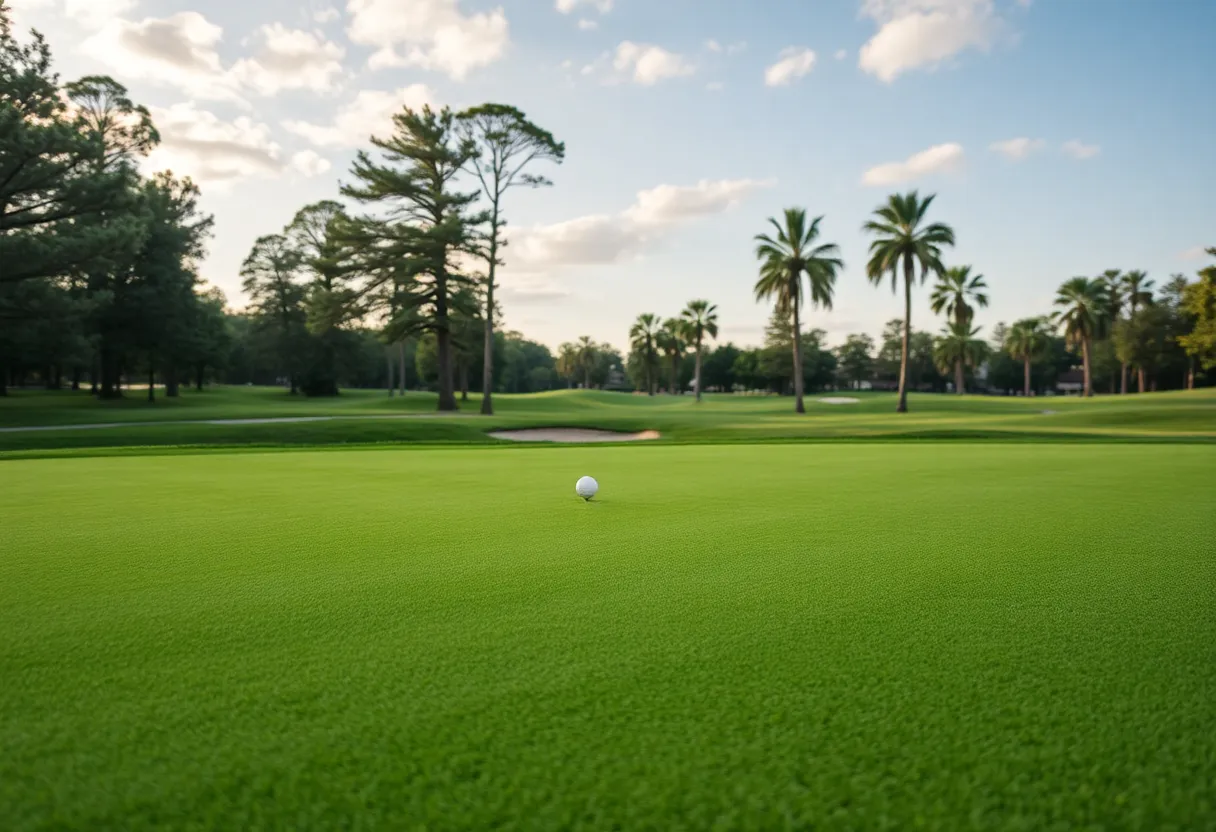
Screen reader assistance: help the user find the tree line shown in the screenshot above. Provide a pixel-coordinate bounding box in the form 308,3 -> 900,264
607,199 -> 1213,411
3,3 -> 1213,411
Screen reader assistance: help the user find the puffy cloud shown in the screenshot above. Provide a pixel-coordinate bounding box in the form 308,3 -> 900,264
346,0 -> 509,80
834,48 -> 848,60
291,150 -> 333,177
555,0 -> 613,13
613,41 -> 695,85
1061,139 -> 1100,160
230,24 -> 346,95
858,0 -> 1008,83
314,5 -> 341,23
80,13 -> 345,102
577,18 -> 598,30
81,12 -> 244,104
283,85 -> 435,147
764,47 -> 816,86
142,103 -> 287,185
507,178 -> 773,273
861,142 -> 964,185
989,137 -> 1044,159
63,0 -> 135,29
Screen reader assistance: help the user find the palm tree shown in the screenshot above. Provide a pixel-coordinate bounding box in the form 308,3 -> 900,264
1098,269 -> 1125,393
657,318 -> 686,394
933,322 -> 988,389
575,335 -> 597,389
680,299 -> 719,402
1053,276 -> 1110,397
628,314 -> 661,395
1005,317 -> 1052,397
556,342 -> 578,388
1121,269 -> 1155,393
754,208 -> 843,414
862,191 -> 955,413
930,265 -> 989,394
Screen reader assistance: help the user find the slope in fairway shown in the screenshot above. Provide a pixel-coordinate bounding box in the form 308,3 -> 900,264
1,445 -> 1214,829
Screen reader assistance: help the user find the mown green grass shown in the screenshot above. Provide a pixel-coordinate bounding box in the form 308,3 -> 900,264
1,386 -> 1214,455
2,444 -> 1213,830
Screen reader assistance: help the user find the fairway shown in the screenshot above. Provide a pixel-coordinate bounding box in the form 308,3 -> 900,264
2,444 -> 1213,829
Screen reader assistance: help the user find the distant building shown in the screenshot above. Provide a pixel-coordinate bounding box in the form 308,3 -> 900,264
1056,370 -> 1085,394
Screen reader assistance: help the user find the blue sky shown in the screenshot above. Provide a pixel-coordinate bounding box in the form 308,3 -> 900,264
11,0 -> 1216,351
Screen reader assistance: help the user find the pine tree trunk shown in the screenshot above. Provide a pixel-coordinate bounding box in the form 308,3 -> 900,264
1137,368 -> 1146,394
1120,363 -> 1128,394
165,366 -> 180,398
1082,338 -> 1093,397
896,260 -> 912,413
147,365 -> 155,402
460,362 -> 469,402
792,293 -> 805,414
99,344 -> 121,399
1024,357 -> 1031,398
481,209 -> 500,416
398,341 -> 406,396
71,366 -> 81,391
435,274 -> 457,411
386,346 -> 394,397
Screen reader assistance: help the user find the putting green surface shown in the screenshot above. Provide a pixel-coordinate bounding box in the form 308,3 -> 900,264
2,444 -> 1214,829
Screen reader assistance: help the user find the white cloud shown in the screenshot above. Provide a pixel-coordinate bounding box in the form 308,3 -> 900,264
577,18 -> 598,30
230,24 -> 345,95
862,142 -> 964,185
283,84 -> 435,147
64,0 -> 134,29
726,41 -> 747,56
706,39 -> 722,52
764,47 -> 816,86
556,0 -> 612,13
706,81 -> 724,92
613,41 -> 695,85
858,0 -> 1008,83
989,137 -> 1044,160
347,0 -> 509,80
835,48 -> 848,60
314,5 -> 341,23
1179,246 -> 1208,261
1061,139 -> 1100,160
80,12 -> 245,104
291,150 -> 333,177
143,103 -> 287,186
507,178 -> 773,274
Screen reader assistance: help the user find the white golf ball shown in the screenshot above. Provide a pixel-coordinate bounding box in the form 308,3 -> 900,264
575,476 -> 599,501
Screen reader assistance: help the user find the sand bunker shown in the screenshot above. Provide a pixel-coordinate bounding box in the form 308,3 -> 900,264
488,428 -> 660,443
818,397 -> 861,405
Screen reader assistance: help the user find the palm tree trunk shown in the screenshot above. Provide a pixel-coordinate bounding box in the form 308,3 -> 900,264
1137,367 -> 1145,394
1023,357 -> 1031,398
694,338 -> 703,403
1120,362 -> 1128,394
1082,337 -> 1093,397
670,356 -> 679,395
896,261 -> 912,413
792,294 -> 805,414
955,358 -> 964,395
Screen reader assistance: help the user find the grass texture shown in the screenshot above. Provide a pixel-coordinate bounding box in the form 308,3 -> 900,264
2,444 -> 1213,829
0,386 -> 1214,455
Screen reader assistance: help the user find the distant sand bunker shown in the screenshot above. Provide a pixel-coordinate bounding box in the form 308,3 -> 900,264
489,428 -> 660,443
818,397 -> 861,405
